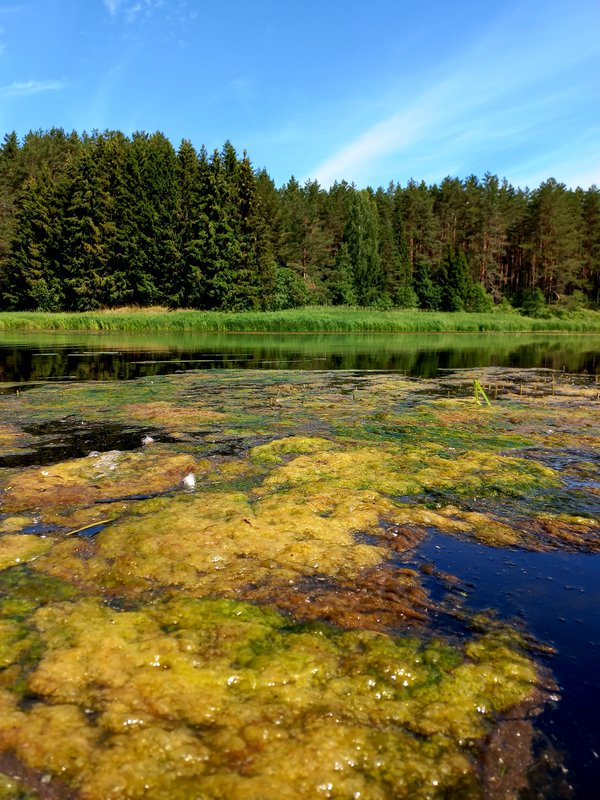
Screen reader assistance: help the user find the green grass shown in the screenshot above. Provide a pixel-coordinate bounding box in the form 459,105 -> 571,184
2,306 -> 600,333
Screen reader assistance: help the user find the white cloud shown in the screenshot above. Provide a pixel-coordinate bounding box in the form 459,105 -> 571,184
103,0 -> 123,14
103,0 -> 166,20
306,4 -> 600,188
307,104 -> 433,187
0,80 -> 65,98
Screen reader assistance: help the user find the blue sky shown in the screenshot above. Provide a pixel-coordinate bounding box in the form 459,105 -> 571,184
1,0 -> 599,189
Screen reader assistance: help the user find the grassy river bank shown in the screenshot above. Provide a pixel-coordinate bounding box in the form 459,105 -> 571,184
2,306 -> 600,333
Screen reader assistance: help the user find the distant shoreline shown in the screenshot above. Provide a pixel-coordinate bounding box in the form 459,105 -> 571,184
2,307 -> 600,334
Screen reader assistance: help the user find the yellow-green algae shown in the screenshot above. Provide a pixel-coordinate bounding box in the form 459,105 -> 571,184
249,435 -> 337,465
0,537 -> 52,572
1,448 -> 198,517
31,488 -> 393,596
1,368 -> 598,796
0,593 -> 542,800
0,773 -> 40,800
0,519 -> 34,535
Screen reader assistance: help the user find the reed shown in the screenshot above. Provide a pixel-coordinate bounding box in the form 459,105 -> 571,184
473,379 -> 492,406
2,307 -> 600,333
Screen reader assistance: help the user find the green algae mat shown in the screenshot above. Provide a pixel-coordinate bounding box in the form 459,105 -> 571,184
0,368 -> 598,799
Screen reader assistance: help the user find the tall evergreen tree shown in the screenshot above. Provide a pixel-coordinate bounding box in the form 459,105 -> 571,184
277,178 -> 332,300
232,150 -> 276,309
400,180 -> 441,272
3,171 -> 62,309
344,190 -> 384,306
526,179 -> 584,299
439,248 -> 472,311
581,186 -> 600,304
170,139 -> 205,307
0,133 -> 21,300
434,176 -> 465,252
59,139 -> 116,309
414,260 -> 441,310
199,144 -> 245,310
391,184 -> 417,306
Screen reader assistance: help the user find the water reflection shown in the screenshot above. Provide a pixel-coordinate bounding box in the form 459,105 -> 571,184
1,331 -> 600,382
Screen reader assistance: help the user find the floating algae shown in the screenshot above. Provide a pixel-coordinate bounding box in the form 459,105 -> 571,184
0,537 -> 52,572
0,589 -> 545,800
0,772 -> 42,800
1,368 -> 599,796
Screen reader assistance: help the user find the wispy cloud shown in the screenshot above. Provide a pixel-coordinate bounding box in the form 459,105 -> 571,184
307,5 -> 600,188
0,80 -> 66,98
103,0 -> 121,14
103,0 -> 165,21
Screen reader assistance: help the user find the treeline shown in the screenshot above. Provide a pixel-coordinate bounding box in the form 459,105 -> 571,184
0,128 -> 599,314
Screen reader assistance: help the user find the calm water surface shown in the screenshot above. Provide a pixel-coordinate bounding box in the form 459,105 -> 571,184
1,330 -> 600,382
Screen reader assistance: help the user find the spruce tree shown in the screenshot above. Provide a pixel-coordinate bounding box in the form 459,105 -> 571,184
4,171 -> 62,310
171,139 -> 204,307
581,186 -> 600,304
329,242 -> 357,305
414,260 -> 441,310
60,140 -> 114,309
344,190 -> 384,306
439,248 -> 472,311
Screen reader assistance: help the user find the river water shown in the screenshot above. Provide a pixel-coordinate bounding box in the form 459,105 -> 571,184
1,331 -> 600,383
0,331 -> 599,798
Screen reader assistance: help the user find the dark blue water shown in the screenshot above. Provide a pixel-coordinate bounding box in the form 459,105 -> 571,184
416,533 -> 600,798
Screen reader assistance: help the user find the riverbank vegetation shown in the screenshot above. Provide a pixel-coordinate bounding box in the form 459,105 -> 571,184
0,129 -> 598,316
2,306 -> 600,333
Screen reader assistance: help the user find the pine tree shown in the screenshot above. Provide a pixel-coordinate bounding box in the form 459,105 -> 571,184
400,180 -> 441,273
277,178 -> 332,300
526,179 -> 584,300
434,176 -> 464,252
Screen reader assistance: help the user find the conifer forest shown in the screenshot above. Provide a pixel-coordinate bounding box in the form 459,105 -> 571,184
0,128 -> 598,314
